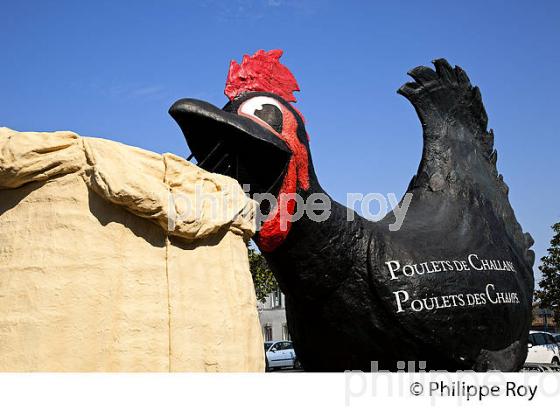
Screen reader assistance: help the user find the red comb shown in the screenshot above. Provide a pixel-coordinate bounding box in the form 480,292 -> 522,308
224,49 -> 300,102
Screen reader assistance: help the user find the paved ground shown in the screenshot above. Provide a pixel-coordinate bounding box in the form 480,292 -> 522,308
273,364 -> 560,372
269,367 -> 304,373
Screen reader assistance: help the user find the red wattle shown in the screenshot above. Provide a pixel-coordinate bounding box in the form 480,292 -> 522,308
256,108 -> 309,252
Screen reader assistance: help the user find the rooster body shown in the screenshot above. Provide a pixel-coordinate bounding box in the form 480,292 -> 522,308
170,52 -> 534,371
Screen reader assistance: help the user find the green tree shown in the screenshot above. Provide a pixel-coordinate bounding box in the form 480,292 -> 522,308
535,222 -> 560,326
248,247 -> 278,303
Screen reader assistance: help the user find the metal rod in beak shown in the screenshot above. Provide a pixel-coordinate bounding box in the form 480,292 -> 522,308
210,152 -> 230,173
223,164 -> 232,176
197,140 -> 224,168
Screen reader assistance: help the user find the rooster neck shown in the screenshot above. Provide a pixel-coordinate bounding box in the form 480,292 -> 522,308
259,179 -> 374,301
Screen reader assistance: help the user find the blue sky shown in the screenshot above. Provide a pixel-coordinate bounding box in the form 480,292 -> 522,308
1,1 -> 559,281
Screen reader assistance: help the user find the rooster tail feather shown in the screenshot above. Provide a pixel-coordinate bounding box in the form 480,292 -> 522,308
398,58 -> 534,269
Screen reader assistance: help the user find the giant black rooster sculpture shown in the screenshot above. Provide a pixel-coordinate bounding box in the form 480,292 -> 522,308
170,50 -> 534,371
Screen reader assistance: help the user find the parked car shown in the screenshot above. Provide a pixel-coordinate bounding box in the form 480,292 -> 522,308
526,331 -> 560,365
553,333 -> 560,345
264,341 -> 300,371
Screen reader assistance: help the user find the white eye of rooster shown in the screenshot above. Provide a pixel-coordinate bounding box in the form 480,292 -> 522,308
239,96 -> 284,134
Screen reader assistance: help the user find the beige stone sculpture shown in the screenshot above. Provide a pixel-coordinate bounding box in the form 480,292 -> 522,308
0,127 -> 264,372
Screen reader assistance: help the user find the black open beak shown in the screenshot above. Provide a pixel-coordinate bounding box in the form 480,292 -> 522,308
169,98 -> 291,196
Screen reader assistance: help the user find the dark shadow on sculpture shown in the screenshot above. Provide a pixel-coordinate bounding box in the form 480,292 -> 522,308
168,226 -> 230,251
0,181 -> 47,216
170,50 -> 535,371
87,190 -> 166,249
